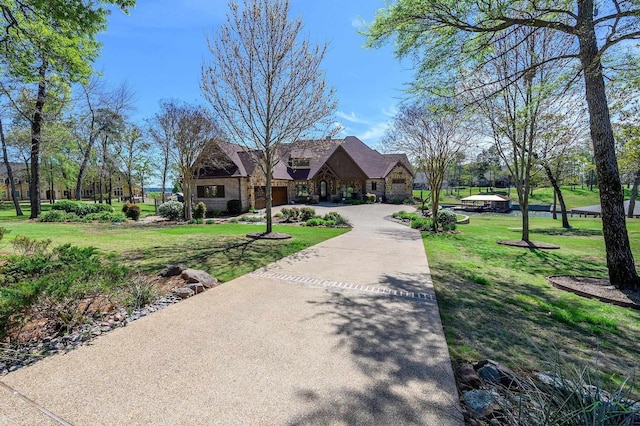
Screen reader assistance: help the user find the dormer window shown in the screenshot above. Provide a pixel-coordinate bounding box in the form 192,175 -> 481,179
290,158 -> 310,169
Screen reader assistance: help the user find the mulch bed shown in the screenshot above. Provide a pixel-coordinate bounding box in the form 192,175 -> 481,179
246,232 -> 292,240
497,240 -> 560,249
547,275 -> 640,310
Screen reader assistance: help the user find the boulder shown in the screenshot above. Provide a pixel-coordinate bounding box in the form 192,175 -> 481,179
188,283 -> 206,294
478,365 -> 501,383
458,363 -> 481,389
475,359 -> 520,388
181,269 -> 218,288
159,264 -> 187,277
173,287 -> 194,299
463,389 -> 501,420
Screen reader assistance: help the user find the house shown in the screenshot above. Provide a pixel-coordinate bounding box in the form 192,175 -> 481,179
193,136 -> 414,212
1,161 -> 141,202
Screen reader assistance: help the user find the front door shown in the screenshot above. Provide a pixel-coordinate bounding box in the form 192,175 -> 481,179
319,180 -> 327,201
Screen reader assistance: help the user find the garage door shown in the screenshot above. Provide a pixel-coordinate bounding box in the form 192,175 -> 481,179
254,186 -> 288,209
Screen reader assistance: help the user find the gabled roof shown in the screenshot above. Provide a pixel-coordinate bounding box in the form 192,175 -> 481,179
198,136 -> 414,181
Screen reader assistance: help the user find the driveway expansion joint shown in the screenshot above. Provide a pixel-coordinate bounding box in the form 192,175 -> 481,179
251,270 -> 435,302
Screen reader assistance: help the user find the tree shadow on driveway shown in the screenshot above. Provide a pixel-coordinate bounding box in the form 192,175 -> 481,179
289,273 -> 463,425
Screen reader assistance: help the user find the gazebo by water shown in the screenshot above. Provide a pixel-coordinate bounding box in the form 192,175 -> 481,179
456,194 -> 512,213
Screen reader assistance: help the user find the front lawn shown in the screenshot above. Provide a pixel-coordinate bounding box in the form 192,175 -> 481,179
423,215 -> 640,392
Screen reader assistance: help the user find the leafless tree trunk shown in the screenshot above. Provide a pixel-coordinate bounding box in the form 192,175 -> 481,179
384,101 -> 469,229
202,0 -> 336,234
0,117 -> 23,215
150,100 -> 220,220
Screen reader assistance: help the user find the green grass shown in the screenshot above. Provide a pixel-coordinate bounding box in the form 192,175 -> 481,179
0,200 -> 158,221
414,186 -> 631,208
423,215 -> 640,391
0,221 -> 349,282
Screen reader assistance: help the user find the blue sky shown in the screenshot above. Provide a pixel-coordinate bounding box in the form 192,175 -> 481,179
96,0 -> 413,148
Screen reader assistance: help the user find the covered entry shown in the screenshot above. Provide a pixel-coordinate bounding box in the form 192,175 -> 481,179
254,186 -> 288,209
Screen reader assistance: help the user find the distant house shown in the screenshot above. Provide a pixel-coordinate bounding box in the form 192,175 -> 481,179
1,161 -> 140,202
193,136 -> 414,212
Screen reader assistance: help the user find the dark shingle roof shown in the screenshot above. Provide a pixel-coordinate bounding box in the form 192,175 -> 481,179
201,137 -> 413,181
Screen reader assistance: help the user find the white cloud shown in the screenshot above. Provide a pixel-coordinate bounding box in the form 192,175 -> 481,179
357,122 -> 390,143
336,111 -> 370,125
350,16 -> 367,30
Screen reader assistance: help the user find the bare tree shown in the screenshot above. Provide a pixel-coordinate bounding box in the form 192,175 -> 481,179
70,79 -> 133,200
385,101 -> 470,229
148,100 -> 176,203
467,27 -> 573,242
117,123 -> 149,202
0,116 -> 22,215
202,0 -> 336,234
151,100 -> 220,220
536,94 -> 589,228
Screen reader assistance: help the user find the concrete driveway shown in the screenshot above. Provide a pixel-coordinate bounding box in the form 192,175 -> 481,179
0,203 -> 463,425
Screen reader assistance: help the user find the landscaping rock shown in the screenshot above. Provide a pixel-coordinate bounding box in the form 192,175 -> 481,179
188,283 -> 206,294
458,363 -> 481,389
181,269 -> 218,288
463,389 -> 501,420
159,264 -> 187,277
475,359 -> 520,388
173,287 -> 194,299
478,365 -> 501,383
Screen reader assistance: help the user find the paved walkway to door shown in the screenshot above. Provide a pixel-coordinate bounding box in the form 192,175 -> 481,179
0,203 -> 463,425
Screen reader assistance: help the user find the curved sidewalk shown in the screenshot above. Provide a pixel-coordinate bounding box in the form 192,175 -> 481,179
1,204 -> 463,425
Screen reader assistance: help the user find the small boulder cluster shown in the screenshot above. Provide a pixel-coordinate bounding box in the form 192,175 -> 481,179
159,264 -> 220,298
1,265 -> 220,376
457,359 -> 640,425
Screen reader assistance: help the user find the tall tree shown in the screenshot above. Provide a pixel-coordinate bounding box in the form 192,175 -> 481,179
0,0 -> 134,218
202,0 -> 336,234
148,100 -> 177,203
117,123 -> 149,202
366,0 -> 640,289
151,100 -> 220,220
70,79 -> 132,200
385,101 -> 470,229
0,116 -> 22,215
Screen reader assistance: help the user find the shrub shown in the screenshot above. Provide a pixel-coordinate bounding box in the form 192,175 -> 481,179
193,202 -> 207,220
125,204 -> 141,221
392,211 -> 420,221
280,207 -> 299,222
0,227 -> 10,242
331,195 -> 342,203
240,215 -> 262,223
158,201 -> 184,221
11,236 -> 52,255
437,210 -> 458,231
227,199 -> 242,215
205,219 -> 215,225
53,200 -> 113,217
124,274 -> 160,310
121,202 -> 131,214
323,211 -> 350,227
389,198 -> 403,204
38,210 -> 68,222
299,207 -> 316,221
343,199 -> 365,205
187,218 -> 203,224
365,193 -> 376,203
305,218 -> 327,227
206,210 -> 223,218
410,217 -> 435,231
83,212 -> 127,223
